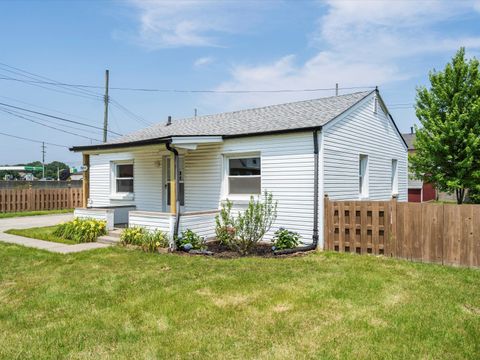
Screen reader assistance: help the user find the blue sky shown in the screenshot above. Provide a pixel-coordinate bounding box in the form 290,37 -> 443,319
1,0 -> 480,165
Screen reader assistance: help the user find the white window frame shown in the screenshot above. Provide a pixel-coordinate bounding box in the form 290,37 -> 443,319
391,159 -> 398,195
222,152 -> 261,200
359,154 -> 369,198
110,160 -> 134,200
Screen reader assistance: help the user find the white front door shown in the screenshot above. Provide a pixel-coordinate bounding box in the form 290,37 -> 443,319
162,155 -> 185,212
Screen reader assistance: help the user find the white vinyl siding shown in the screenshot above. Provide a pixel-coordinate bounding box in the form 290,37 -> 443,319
183,132 -> 316,242
322,94 -> 408,201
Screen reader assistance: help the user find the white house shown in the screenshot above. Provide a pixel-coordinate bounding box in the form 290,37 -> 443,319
71,90 -> 408,248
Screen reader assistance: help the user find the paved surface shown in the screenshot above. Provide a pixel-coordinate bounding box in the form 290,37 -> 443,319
0,213 -> 111,254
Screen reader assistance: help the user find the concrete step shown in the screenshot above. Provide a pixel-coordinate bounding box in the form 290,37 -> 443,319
97,235 -> 120,245
109,229 -> 123,238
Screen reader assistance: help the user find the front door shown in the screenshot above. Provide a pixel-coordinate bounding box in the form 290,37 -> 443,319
162,155 -> 185,212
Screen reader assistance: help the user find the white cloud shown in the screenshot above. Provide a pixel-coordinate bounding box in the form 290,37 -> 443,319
209,0 -> 480,109
124,0 -> 261,49
194,56 -> 215,68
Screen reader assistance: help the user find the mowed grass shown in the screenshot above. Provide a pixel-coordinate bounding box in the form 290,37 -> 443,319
4,225 -> 75,245
0,244 -> 478,359
0,209 -> 73,219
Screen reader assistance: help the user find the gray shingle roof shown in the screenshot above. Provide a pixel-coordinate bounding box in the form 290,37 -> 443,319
402,133 -> 415,150
74,91 -> 373,150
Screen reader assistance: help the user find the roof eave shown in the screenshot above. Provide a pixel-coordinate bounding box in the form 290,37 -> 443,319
69,136 -> 172,152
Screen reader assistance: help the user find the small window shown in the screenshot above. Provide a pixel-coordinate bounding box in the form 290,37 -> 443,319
115,163 -> 134,193
228,157 -> 261,195
359,154 -> 368,197
391,159 -> 398,194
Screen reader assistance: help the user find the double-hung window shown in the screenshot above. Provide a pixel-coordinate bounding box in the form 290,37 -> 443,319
115,163 -> 134,194
227,156 -> 261,195
391,159 -> 398,195
359,154 -> 368,197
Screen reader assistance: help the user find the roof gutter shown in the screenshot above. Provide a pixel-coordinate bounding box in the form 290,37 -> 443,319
275,129 -> 320,255
69,136 -> 172,152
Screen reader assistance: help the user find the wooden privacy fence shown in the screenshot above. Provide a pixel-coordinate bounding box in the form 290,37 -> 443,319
324,196 -> 480,268
0,188 -> 82,213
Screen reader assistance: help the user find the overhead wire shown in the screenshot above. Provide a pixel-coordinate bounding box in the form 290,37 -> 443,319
0,102 -> 122,136
0,130 -> 68,148
0,106 -> 103,137
0,107 -> 102,142
0,62 -> 103,99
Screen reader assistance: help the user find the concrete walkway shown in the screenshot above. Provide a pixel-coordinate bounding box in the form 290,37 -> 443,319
0,213 -> 111,254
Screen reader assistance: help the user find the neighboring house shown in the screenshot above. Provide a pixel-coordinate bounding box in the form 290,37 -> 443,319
71,90 -> 408,248
402,129 -> 437,202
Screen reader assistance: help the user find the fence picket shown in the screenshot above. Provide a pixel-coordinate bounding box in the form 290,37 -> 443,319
0,187 -> 82,214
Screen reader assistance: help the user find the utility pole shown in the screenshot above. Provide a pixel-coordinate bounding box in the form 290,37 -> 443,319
41,142 -> 46,179
103,69 -> 110,143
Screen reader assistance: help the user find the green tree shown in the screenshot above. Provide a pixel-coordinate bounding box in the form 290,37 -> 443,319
0,161 -> 69,180
411,48 -> 480,204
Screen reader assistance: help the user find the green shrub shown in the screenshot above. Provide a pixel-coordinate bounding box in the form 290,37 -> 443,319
272,228 -> 300,250
215,200 -> 236,245
176,229 -> 206,250
120,226 -> 146,246
142,230 -> 169,252
227,191 -> 278,255
121,227 -> 169,252
53,218 -> 107,243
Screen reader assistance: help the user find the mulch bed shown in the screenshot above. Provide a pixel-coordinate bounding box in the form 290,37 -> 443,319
177,240 -> 314,258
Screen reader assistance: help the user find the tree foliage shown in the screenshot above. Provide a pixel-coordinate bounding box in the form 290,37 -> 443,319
0,161 -> 69,180
411,48 -> 480,204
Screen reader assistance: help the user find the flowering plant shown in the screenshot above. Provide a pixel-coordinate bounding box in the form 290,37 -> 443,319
53,218 -> 107,243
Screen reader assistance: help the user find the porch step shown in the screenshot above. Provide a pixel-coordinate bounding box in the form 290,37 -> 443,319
97,235 -> 120,245
109,229 -> 123,238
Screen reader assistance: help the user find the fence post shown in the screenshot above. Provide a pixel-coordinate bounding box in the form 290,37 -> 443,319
389,195 -> 397,257
323,194 -> 330,250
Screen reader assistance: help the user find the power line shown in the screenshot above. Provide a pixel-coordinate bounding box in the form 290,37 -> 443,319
0,74 -> 103,102
0,106 -> 103,137
109,98 -> 152,126
0,108 -> 102,142
0,102 -> 122,136
0,62 -> 103,99
0,131 -> 68,148
0,75 -> 376,94
0,94 -> 99,123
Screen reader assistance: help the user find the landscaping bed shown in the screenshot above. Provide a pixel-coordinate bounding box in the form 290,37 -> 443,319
178,240 -> 312,258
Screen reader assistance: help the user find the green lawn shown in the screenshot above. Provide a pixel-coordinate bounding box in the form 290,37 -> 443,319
0,244 -> 478,359
4,225 -> 75,245
0,209 -> 73,219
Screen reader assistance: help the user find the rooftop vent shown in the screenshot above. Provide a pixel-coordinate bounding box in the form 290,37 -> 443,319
166,116 -> 172,126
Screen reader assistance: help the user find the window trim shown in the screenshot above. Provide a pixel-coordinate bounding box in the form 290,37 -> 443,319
110,160 -> 134,200
359,154 -> 369,198
223,152 -> 261,200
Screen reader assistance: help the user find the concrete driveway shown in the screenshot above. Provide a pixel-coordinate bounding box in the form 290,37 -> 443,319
0,213 -> 111,253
